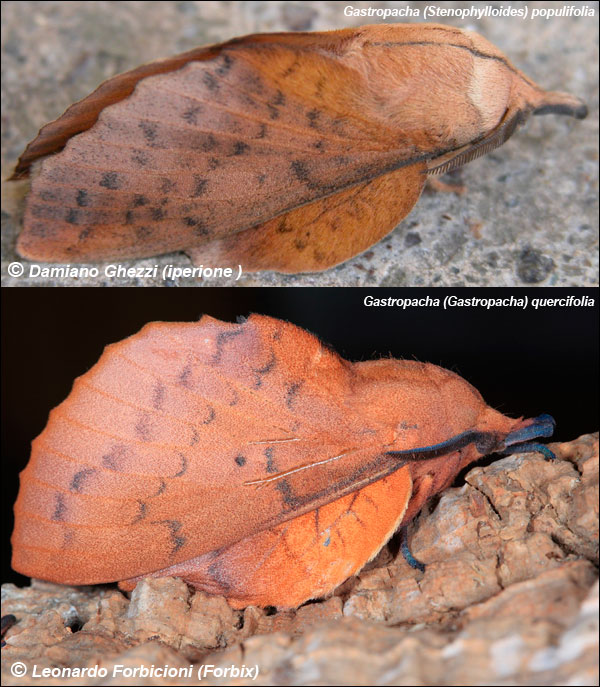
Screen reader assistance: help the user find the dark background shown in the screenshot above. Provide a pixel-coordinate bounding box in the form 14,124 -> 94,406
2,288 -> 598,585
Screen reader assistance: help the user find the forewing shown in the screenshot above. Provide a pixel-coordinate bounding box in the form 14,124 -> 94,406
16,33 -> 414,263
12,314 -> 406,584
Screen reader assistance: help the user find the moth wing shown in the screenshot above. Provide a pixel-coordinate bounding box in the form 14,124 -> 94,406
120,466 -> 413,608
187,164 -> 426,273
10,44 -> 226,180
16,32 -> 421,263
11,28 -> 368,179
12,314 -> 407,584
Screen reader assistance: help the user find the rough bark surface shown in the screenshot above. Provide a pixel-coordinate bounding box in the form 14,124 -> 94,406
2,433 -> 598,685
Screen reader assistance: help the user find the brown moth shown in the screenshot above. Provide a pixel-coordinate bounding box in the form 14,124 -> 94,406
12,315 -> 556,608
12,23 -> 587,272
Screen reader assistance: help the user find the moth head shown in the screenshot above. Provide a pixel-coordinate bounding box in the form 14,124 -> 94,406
352,358 -> 505,450
465,28 -> 587,124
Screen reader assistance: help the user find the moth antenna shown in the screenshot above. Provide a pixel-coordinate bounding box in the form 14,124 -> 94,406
427,111 -> 525,176
387,429 -> 499,461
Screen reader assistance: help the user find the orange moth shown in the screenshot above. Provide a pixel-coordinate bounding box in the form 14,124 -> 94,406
12,315 -> 556,608
11,23 -> 587,273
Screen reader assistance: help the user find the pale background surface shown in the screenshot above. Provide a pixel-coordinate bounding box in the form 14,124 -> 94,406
2,0 -> 598,286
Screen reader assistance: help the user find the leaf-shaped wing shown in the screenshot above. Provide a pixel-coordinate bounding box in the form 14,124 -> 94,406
189,165 -> 426,272
120,466 -> 413,608
15,30 -> 424,264
12,315 -> 407,583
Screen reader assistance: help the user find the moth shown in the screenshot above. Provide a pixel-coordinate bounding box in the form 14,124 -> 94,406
12,314 -> 556,608
11,23 -> 586,273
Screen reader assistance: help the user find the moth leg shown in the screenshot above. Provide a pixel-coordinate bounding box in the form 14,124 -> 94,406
1,614 -> 17,648
399,525 -> 425,573
503,442 -> 556,461
425,176 -> 466,195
